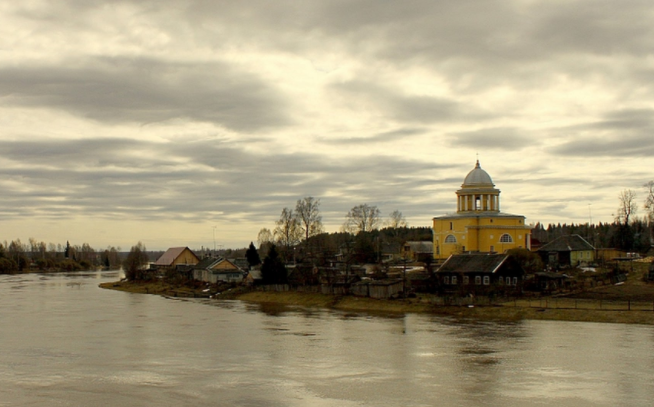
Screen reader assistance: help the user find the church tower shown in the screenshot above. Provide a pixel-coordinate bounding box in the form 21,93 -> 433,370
433,161 -> 531,261
456,160 -> 501,213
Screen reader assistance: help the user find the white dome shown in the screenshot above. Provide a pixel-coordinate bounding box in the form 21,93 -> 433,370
463,160 -> 494,187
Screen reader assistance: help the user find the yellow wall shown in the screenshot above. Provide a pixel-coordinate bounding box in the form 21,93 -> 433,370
212,260 -> 238,270
171,249 -> 199,266
571,250 -> 594,264
433,215 -> 530,260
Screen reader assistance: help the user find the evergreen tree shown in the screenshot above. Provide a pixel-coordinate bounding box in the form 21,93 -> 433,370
261,245 -> 287,284
245,242 -> 261,267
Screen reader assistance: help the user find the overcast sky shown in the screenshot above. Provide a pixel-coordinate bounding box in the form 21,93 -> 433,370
1,0 -> 653,251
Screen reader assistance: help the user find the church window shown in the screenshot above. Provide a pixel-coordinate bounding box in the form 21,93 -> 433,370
450,222 -> 453,230
490,245 -> 494,252
500,234 -> 513,243
512,277 -> 518,286
451,276 -> 457,285
498,276 -> 504,285
475,197 -> 481,210
445,235 -> 457,243
483,276 -> 490,285
475,276 -> 481,285
444,276 -> 450,285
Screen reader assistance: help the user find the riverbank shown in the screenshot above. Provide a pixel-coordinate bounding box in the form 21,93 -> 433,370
99,280 -> 654,325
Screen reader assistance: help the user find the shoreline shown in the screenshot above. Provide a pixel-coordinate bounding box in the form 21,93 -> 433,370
99,281 -> 654,325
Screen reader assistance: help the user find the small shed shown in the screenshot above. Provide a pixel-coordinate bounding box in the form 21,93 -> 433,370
351,279 -> 404,299
527,272 -> 572,293
402,241 -> 434,262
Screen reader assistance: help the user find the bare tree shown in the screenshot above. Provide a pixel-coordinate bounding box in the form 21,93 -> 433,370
295,197 -> 323,243
123,242 -> 149,280
385,209 -> 408,229
257,228 -> 273,248
273,208 -> 301,260
644,181 -> 654,224
616,189 -> 637,225
344,204 -> 381,234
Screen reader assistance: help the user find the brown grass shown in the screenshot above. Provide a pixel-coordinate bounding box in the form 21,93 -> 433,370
100,262 -> 654,325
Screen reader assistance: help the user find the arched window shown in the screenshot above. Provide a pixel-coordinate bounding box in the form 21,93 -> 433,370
500,234 -> 513,243
445,235 -> 457,243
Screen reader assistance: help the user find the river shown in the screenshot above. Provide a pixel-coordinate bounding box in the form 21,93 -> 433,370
1,271 -> 654,406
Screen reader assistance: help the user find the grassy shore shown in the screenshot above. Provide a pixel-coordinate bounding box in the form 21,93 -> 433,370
99,280 -> 654,325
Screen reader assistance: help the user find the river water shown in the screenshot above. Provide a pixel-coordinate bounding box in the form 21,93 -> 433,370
1,271 -> 654,407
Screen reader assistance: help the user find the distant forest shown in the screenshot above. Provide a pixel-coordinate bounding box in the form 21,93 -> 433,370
1,219 -> 652,274
531,220 -> 652,253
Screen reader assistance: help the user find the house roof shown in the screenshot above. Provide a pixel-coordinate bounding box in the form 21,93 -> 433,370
404,241 -> 433,254
194,257 -> 241,272
437,254 -> 509,274
538,234 -> 595,253
154,247 -> 194,266
194,257 -> 221,270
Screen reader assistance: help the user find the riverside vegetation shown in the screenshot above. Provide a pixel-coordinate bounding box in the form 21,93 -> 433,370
100,261 -> 654,325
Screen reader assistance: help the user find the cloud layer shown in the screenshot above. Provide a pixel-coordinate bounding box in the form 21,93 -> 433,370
1,0 -> 653,249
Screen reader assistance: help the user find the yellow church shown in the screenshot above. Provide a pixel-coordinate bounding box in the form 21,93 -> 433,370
433,161 -> 532,260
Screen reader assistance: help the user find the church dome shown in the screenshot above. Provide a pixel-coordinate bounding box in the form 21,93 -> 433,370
463,160 -> 494,187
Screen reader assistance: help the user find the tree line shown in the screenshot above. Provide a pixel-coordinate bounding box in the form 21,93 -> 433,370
532,182 -> 654,253
251,197 -> 429,275
0,238 -> 122,274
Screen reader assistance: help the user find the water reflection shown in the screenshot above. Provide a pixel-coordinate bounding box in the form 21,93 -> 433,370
2,272 -> 654,407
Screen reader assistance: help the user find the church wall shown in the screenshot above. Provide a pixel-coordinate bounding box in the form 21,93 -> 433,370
433,216 -> 529,260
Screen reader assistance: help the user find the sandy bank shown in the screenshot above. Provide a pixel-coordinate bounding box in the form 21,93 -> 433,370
100,281 -> 654,325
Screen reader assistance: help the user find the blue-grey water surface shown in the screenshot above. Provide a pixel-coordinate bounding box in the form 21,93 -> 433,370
1,271 -> 654,406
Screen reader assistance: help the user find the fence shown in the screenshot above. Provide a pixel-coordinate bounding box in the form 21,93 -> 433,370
413,295 -> 654,311
509,298 -> 654,311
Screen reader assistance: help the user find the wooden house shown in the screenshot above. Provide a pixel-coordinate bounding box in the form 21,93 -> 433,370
153,247 -> 200,269
402,241 -> 434,262
436,253 -> 524,293
537,234 -> 595,268
193,257 -> 244,284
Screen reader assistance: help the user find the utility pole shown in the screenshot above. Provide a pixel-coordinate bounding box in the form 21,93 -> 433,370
212,226 -> 217,257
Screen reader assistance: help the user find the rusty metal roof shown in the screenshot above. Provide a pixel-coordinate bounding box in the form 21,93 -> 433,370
437,253 -> 509,274
154,247 -> 192,266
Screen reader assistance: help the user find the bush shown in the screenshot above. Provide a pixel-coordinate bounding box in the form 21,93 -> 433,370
0,258 -> 17,274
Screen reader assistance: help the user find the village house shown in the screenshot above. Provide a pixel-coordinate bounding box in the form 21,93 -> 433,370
193,257 -> 244,284
153,247 -> 200,269
402,241 -> 433,262
537,234 -> 595,268
436,253 -> 525,294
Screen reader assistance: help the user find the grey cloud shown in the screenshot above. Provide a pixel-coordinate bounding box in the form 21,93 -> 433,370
330,80 -> 487,123
448,127 -> 534,150
0,137 -> 449,225
549,109 -> 654,157
318,128 -> 427,145
0,58 -> 290,132
11,0 -> 654,97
